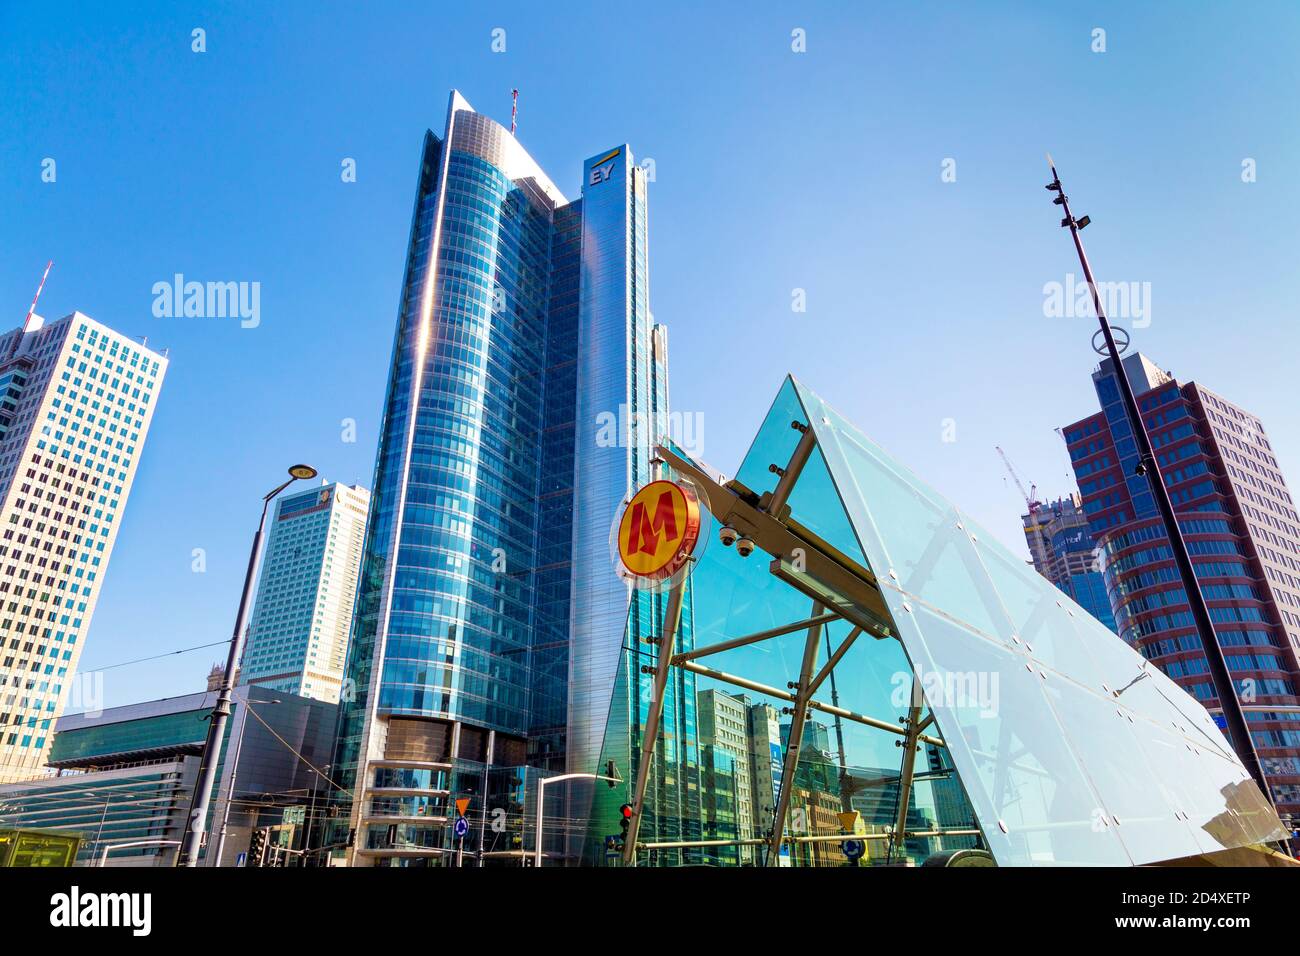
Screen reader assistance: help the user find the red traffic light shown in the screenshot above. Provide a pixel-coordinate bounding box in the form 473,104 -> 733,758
620,803 -> 634,819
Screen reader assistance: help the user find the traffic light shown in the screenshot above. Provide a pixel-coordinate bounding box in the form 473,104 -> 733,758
617,803 -> 633,848
248,827 -> 269,868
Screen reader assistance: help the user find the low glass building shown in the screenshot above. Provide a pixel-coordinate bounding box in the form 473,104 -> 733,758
0,686 -> 334,866
587,377 -> 1289,867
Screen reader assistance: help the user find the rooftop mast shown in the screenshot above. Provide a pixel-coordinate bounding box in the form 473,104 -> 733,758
8,260 -> 52,362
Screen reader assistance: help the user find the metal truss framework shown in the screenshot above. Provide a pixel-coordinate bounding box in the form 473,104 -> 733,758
621,424 -> 975,866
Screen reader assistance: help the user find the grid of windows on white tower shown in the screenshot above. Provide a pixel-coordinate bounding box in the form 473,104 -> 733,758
239,482 -> 370,704
0,311 -> 167,783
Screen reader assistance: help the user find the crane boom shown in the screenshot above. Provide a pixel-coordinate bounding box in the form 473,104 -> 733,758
996,445 -> 1040,514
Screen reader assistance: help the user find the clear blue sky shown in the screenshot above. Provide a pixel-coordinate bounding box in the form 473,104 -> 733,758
2,1 -> 1298,708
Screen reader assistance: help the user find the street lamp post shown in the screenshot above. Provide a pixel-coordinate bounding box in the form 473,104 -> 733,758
1044,157 -> 1271,803
177,464 -> 318,867
532,767 -> 620,868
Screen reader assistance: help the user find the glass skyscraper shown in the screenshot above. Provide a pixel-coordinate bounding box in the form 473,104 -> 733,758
329,91 -> 675,865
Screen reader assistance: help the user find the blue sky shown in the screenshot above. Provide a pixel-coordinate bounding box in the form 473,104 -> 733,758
2,1 -> 1298,708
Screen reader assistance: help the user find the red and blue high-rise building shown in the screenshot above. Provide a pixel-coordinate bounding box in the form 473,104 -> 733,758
1063,352 -> 1300,825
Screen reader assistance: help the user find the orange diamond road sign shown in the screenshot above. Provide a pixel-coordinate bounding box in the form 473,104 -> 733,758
837,811 -> 860,832
617,480 -> 701,581
455,798 -> 470,817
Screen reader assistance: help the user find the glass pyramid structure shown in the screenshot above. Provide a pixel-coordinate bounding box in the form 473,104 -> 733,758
584,377 -> 1287,866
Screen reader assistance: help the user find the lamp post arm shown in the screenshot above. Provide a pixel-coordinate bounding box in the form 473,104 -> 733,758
177,473 -> 307,866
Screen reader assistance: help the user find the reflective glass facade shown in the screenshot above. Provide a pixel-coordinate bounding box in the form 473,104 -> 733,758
584,377 -> 1286,866
331,92 -> 676,865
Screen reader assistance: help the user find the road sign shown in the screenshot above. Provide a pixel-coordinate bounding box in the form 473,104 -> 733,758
455,797 -> 471,817
236,851 -> 247,868
453,817 -> 469,839
841,839 -> 865,860
836,810 -> 860,832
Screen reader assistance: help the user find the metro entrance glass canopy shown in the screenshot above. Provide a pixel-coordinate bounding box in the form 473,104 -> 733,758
583,377 -> 1288,867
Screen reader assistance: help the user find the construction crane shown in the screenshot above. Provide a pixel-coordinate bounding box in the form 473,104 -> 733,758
996,445 -> 1040,515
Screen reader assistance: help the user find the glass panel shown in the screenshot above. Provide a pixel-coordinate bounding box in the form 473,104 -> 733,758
899,602 -> 1130,865
1040,675 -> 1202,863
578,377 -> 1285,867
792,377 -> 1287,863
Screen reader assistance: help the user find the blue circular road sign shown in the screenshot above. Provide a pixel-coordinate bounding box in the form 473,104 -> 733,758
841,839 -> 865,860
454,817 -> 469,838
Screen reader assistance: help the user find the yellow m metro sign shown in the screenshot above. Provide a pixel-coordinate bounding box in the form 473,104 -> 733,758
617,480 -> 701,581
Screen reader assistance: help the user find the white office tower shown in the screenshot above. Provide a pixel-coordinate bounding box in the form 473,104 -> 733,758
239,481 -> 370,703
0,311 -> 168,783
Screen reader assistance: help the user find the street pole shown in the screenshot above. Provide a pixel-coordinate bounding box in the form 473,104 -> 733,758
1044,157 -> 1271,804
91,792 -> 111,863
532,770 -> 621,868
177,465 -> 317,867
304,762 -> 328,866
212,710 -> 247,867
824,628 -> 857,866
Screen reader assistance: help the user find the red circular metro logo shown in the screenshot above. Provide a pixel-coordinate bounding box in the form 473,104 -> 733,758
616,480 -> 701,581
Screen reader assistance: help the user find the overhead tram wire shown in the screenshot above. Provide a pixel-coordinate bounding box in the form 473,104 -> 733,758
76,638 -> 233,673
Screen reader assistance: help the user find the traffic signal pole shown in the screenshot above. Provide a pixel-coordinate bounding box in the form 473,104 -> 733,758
1045,156 -> 1272,805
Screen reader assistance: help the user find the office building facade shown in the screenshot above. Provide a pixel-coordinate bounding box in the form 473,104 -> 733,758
1021,493 -> 1117,632
330,91 -> 678,865
240,481 -> 370,703
1063,352 -> 1300,822
0,311 -> 167,783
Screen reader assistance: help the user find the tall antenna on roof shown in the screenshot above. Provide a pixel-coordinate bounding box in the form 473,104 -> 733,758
8,260 -> 53,362
511,88 -> 519,135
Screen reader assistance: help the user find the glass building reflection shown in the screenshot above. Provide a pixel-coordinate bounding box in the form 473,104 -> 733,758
328,91 -> 681,865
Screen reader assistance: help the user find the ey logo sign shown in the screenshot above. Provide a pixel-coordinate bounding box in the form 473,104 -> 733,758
617,480 -> 700,582
588,148 -> 620,186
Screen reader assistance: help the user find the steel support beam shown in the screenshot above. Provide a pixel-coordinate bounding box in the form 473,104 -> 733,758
656,444 -> 895,637
673,613 -> 839,664
808,626 -> 862,695
676,660 -> 944,747
620,580 -> 685,866
889,675 -> 925,861
765,603 -> 824,866
765,421 -> 818,520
